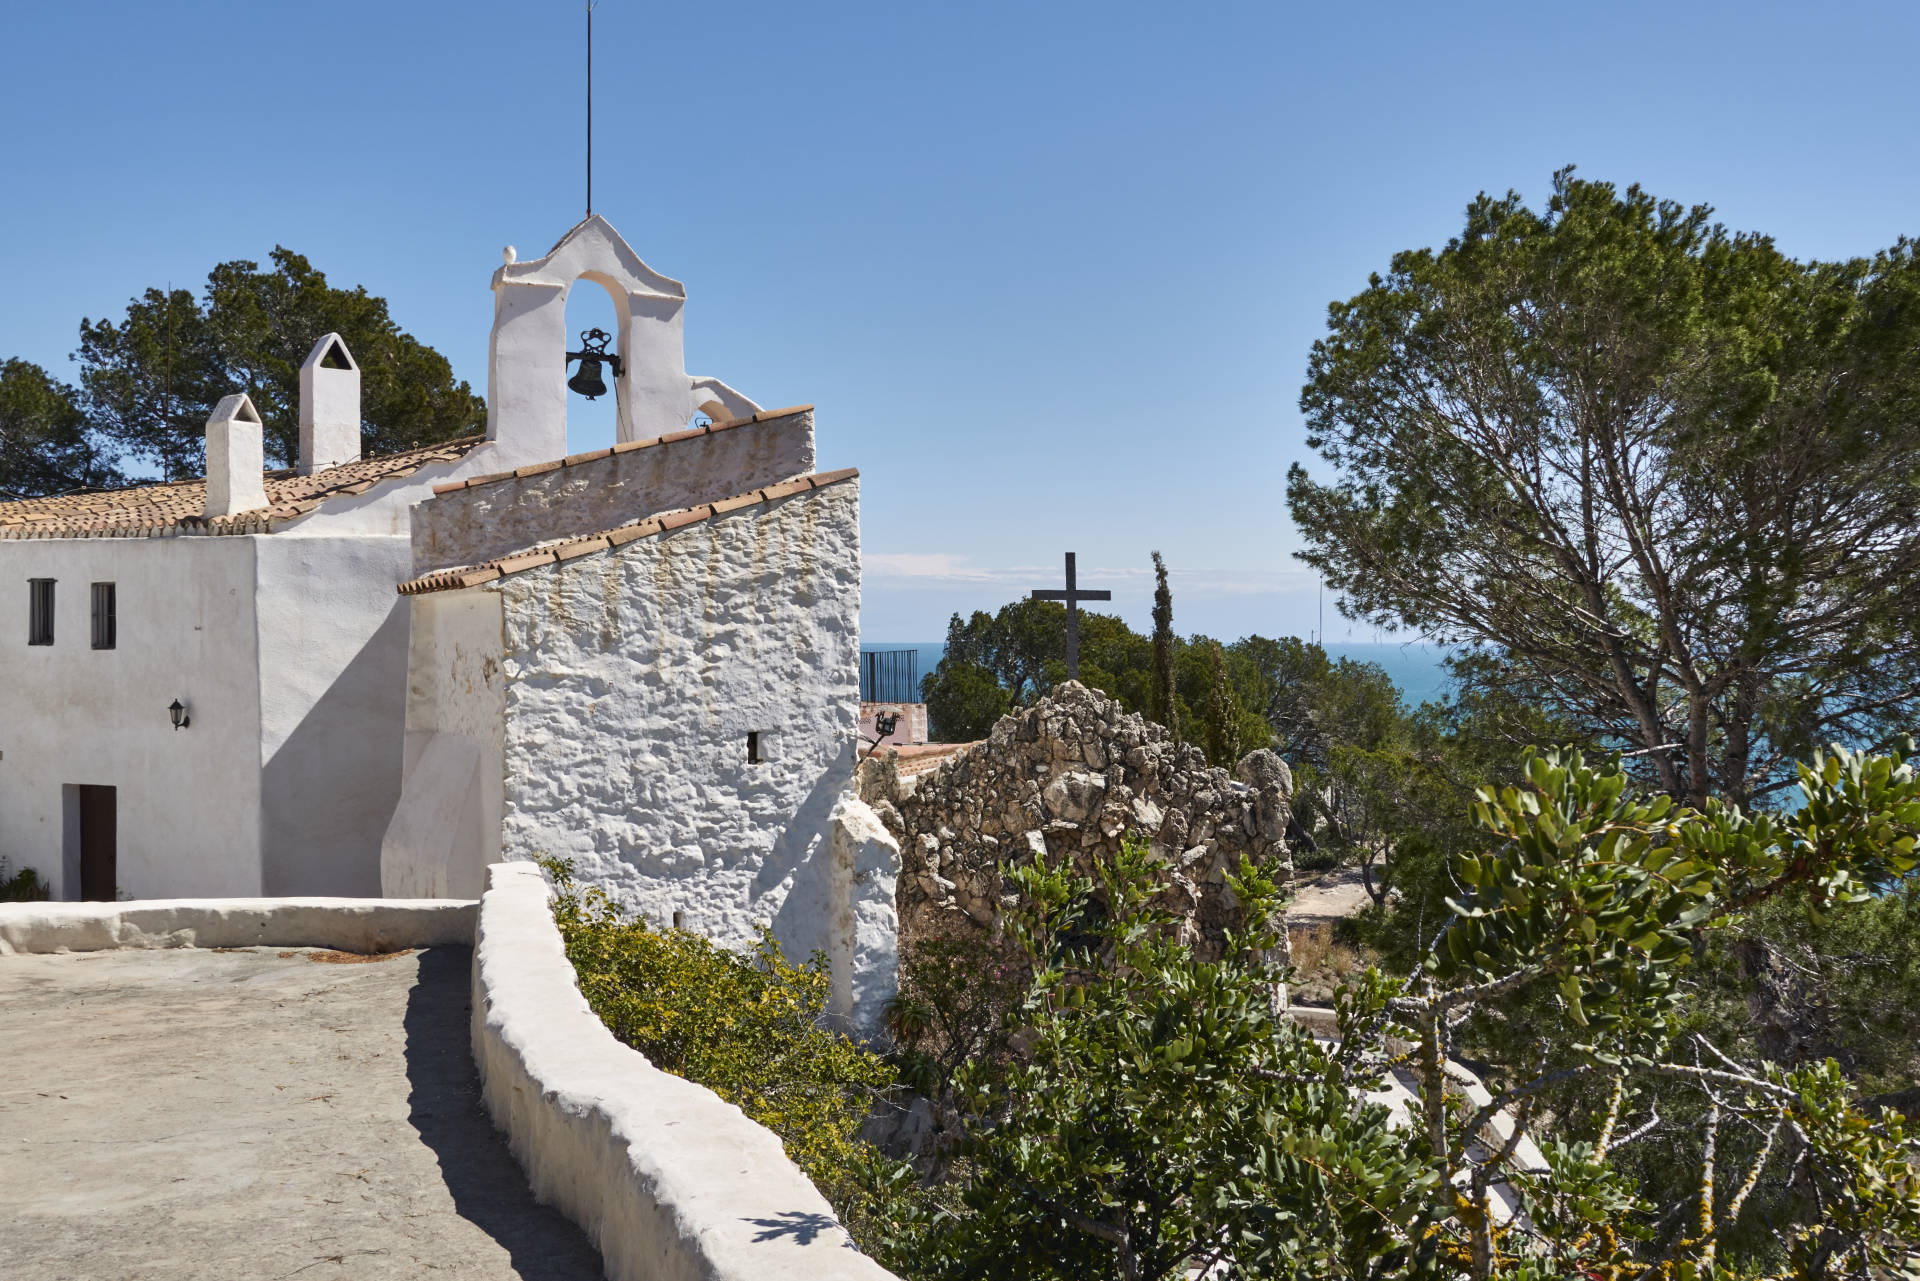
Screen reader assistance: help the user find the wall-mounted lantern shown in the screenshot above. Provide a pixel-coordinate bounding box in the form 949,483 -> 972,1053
169,699 -> 191,731
860,710 -> 901,763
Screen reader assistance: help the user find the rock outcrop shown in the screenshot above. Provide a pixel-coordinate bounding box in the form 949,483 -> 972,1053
859,682 -> 1293,963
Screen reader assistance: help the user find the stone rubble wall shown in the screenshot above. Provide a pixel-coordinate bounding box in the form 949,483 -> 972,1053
858,682 -> 1293,962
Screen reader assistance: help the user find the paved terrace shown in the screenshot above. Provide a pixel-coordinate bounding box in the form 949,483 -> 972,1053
0,946 -> 603,1281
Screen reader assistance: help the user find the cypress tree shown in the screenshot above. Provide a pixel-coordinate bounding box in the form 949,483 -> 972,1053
1204,641 -> 1239,766
1150,551 -> 1176,738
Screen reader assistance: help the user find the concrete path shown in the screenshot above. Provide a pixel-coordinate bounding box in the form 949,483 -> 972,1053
1286,863 -> 1373,928
0,946 -> 603,1281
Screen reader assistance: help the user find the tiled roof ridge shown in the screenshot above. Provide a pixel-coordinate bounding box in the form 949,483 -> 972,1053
397,465 -> 858,596
0,436 -> 487,540
428,406 -> 815,498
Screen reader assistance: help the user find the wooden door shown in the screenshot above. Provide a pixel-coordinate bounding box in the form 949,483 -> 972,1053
78,784 -> 116,902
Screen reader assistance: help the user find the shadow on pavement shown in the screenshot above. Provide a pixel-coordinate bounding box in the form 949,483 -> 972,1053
404,946 -> 605,1280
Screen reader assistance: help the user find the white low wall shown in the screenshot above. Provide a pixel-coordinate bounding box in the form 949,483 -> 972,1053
0,897 -> 476,955
470,860 -> 899,1281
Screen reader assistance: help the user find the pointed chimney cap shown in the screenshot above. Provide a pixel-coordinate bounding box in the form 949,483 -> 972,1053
302,333 -> 359,373
209,392 -> 262,425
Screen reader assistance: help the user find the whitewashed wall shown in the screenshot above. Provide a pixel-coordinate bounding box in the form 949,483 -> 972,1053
495,482 -> 862,1000
411,410 -> 815,574
255,535 -> 417,896
381,589 -> 507,899
0,538 -> 263,899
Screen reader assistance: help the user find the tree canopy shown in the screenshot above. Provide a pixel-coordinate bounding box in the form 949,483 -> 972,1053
0,358 -> 122,497
1287,169 -> 1920,807
73,247 -> 484,477
919,596 -> 1268,759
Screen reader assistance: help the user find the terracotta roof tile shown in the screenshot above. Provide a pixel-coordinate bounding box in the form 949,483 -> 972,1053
759,477 -> 814,502
0,437 -> 486,540
554,536 -> 610,562
397,466 -> 857,596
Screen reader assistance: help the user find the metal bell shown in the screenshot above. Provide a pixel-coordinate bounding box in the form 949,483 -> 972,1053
567,356 -> 609,400
564,327 -> 623,401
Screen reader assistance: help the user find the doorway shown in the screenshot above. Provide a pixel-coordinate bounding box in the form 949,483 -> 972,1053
77,784 -> 116,901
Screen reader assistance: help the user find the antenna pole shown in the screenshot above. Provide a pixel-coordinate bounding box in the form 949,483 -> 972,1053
586,1 -> 593,216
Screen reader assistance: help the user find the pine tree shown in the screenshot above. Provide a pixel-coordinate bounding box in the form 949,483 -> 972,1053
1150,551 -> 1176,739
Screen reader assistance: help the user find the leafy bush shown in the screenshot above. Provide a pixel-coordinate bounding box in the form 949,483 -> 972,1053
861,838 -> 1428,1280
0,857 -> 50,902
543,858 -> 893,1210
884,927 -> 1028,1105
863,750 -> 1920,1280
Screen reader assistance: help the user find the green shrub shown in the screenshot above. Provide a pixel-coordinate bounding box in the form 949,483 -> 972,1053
542,858 -> 893,1212
0,857 -> 49,902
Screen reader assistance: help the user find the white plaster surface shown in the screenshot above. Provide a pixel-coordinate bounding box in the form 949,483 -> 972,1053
0,536 -> 266,899
203,393 -> 267,517
411,410 -> 816,574
488,215 -> 759,457
471,860 -> 899,1281
827,794 -> 900,1034
0,896 -> 474,955
299,331 -> 363,474
383,589 -> 508,899
255,534 -> 417,895
494,480 -> 865,1020
0,432 -> 567,906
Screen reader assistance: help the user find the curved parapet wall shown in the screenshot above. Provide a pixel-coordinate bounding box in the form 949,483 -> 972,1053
0,898 -> 476,955
470,860 -> 900,1281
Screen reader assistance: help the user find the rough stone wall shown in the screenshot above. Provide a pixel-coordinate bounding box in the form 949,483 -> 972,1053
860,682 -> 1293,962
494,479 -> 877,1023
411,409 -> 815,574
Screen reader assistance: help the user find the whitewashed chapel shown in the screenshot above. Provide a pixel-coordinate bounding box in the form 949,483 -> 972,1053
0,216 -> 896,1024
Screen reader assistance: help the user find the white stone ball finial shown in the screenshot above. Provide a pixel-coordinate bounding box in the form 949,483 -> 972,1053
503,245 -> 517,264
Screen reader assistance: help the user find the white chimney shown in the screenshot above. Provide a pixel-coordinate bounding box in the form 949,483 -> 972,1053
299,333 -> 362,475
204,393 -> 268,518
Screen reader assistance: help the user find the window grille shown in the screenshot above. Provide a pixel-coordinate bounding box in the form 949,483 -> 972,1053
28,579 -> 53,646
91,583 -> 116,650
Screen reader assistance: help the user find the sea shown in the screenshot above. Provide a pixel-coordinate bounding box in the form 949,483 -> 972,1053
860,641 -> 1454,708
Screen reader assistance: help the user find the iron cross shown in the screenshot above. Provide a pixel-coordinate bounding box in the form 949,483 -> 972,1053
1031,552 -> 1111,682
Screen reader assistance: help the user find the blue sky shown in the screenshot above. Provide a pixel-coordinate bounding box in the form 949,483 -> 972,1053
3,1 -> 1916,641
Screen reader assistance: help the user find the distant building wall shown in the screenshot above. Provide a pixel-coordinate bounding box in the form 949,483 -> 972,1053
860,702 -> 928,746
409,409 -> 815,574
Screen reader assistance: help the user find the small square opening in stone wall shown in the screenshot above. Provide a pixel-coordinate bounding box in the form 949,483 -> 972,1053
746,731 -> 763,764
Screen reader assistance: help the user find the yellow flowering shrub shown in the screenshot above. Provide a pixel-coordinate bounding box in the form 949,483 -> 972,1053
542,857 -> 892,1208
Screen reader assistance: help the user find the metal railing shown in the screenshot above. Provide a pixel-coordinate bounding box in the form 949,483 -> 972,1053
860,649 -> 921,704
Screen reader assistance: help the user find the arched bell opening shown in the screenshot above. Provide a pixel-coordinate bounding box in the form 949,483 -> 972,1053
560,271 -> 631,456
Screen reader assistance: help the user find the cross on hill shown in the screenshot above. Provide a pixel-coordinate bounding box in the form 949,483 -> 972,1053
1031,552 -> 1110,681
